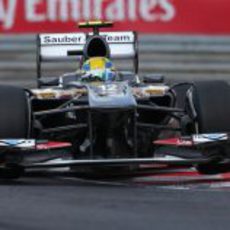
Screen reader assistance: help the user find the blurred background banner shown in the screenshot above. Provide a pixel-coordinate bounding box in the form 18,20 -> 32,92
0,0 -> 230,34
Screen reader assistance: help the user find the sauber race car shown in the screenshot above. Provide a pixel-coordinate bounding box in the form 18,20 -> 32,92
1,21 -> 230,179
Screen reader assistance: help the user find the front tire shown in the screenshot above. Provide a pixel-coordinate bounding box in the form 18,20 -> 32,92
0,85 -> 31,138
0,85 -> 31,179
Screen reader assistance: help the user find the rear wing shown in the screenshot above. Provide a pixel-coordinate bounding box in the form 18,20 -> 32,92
36,31 -> 139,83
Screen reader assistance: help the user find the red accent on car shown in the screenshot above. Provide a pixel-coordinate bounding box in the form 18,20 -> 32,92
154,138 -> 193,147
36,141 -> 71,150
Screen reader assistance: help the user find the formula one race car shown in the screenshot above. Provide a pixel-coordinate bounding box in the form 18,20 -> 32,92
1,21 -> 230,178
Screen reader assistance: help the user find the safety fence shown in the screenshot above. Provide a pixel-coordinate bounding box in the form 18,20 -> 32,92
1,35 -> 230,87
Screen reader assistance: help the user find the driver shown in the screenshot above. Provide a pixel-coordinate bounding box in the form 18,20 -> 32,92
81,57 -> 116,82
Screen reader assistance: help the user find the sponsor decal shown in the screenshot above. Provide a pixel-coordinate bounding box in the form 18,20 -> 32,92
193,133 -> 228,144
154,138 -> 193,146
105,34 -> 131,43
40,32 -> 134,45
41,35 -> 85,45
36,141 -> 71,150
0,139 -> 35,148
100,32 -> 134,43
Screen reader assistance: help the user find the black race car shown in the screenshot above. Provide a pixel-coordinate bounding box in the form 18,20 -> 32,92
1,21 -> 230,179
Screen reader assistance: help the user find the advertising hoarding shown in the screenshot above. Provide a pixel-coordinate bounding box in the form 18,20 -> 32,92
0,0 -> 229,34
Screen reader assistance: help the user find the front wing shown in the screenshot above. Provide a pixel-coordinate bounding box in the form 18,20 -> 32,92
0,134 -> 229,172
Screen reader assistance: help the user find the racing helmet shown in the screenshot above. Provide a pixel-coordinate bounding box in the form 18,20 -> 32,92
82,57 -> 116,82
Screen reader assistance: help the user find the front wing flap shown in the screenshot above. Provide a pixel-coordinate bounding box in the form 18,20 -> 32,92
0,134 -> 229,170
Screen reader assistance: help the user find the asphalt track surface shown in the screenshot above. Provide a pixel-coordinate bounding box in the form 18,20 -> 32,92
0,168 -> 230,230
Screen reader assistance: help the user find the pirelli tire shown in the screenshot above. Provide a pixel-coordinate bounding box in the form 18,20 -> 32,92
0,85 -> 32,139
186,80 -> 230,174
187,80 -> 230,133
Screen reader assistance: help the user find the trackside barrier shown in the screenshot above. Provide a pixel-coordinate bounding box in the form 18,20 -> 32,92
1,35 -> 230,86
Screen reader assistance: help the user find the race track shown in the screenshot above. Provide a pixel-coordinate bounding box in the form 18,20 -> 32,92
1,169 -> 230,230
